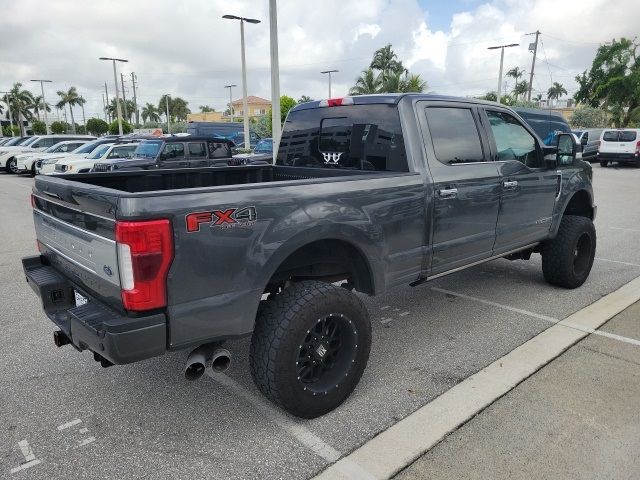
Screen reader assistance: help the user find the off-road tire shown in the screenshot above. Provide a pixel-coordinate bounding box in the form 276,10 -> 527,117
250,280 -> 371,418
542,215 -> 596,289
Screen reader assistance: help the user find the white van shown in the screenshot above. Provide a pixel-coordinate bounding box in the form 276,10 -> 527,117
598,129 -> 640,167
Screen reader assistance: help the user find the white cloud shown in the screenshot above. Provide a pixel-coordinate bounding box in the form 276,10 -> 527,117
1,0 -> 639,122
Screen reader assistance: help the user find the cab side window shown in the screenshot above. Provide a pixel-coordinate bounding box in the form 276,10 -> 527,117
162,143 -> 185,160
486,110 -> 541,168
188,142 -> 207,158
424,107 -> 484,164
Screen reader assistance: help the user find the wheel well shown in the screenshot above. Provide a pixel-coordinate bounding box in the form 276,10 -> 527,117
266,239 -> 374,295
563,190 -> 593,220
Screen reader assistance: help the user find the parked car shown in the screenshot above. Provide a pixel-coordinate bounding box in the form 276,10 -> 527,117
512,107 -> 572,145
0,135 -> 95,173
0,137 -> 13,146
232,137 -> 273,164
54,143 -> 139,174
572,129 -> 603,162
0,136 -> 34,151
91,136 -> 234,171
36,137 -> 142,175
16,140 -> 90,175
186,121 -> 261,145
598,129 -> 640,167
23,94 -> 595,419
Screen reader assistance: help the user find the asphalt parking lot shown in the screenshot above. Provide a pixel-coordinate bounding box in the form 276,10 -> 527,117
2,164 -> 640,479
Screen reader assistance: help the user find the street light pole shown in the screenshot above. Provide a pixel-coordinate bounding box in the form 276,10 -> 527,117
223,14 -> 261,150
30,79 -> 52,134
224,84 -> 237,122
99,57 -> 128,135
0,91 -> 15,136
487,44 -> 519,104
321,70 -> 338,98
165,95 -> 171,134
269,0 -> 281,159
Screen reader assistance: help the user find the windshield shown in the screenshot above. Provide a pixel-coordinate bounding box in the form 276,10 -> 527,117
73,140 -> 105,154
3,137 -> 25,146
254,139 -> 273,153
45,143 -> 66,153
133,140 -> 162,158
17,137 -> 36,146
88,144 -> 112,159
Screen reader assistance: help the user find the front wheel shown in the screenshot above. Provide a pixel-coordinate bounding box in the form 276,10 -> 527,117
542,215 -> 596,289
250,281 -> 371,418
6,157 -> 17,174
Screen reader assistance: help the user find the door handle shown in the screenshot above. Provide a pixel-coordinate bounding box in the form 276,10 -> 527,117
438,188 -> 458,199
502,180 -> 518,190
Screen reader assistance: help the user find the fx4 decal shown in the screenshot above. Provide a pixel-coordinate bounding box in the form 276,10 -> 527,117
186,207 -> 257,232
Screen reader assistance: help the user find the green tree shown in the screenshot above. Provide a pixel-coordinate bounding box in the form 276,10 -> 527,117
298,95 -> 313,103
106,98 -> 136,123
280,95 -> 297,123
575,37 -> 640,127
401,73 -> 428,93
3,83 -> 36,135
86,118 -> 109,136
478,92 -> 498,101
32,120 -> 47,134
141,102 -> 160,123
199,105 -> 215,112
108,119 -> 133,135
55,86 -> 81,133
370,44 -> 406,80
569,106 -> 609,128
255,111 -> 272,138
547,82 -> 568,103
32,95 -> 51,121
50,121 -> 68,134
350,68 -> 382,95
158,95 -> 190,122
2,125 -> 13,136
506,66 -> 525,82
513,80 -> 530,101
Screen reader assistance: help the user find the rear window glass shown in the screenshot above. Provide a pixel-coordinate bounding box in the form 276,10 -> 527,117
602,130 -> 637,142
277,104 -> 408,172
424,107 -> 484,164
603,131 -> 619,141
621,131 -> 637,142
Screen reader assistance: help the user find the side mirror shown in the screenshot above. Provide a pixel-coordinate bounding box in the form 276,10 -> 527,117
556,133 -> 576,166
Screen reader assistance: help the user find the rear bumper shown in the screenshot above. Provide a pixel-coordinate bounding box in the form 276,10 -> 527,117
598,152 -> 639,162
22,254 -> 166,364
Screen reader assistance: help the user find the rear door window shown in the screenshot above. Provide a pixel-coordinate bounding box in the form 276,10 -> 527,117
424,107 -> 485,164
620,131 -> 637,142
603,131 -> 620,141
277,104 -> 408,172
188,142 -> 207,158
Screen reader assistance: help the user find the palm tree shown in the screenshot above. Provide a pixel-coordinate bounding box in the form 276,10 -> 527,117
78,96 -> 87,129
141,102 -> 160,123
401,74 -> 428,93
534,93 -> 543,103
199,105 -> 215,113
32,95 -> 51,121
298,95 -> 313,103
506,67 -> 524,81
370,44 -> 406,80
513,80 -> 530,101
56,86 -> 81,133
3,83 -> 36,135
349,68 -> 382,95
547,82 -> 568,103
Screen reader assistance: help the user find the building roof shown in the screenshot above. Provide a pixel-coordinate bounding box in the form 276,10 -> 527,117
231,95 -> 271,105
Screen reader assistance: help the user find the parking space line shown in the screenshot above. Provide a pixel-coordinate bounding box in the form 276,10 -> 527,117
57,419 -> 82,430
10,460 -> 42,474
314,276 -> 640,480
433,287 -> 640,347
611,227 -> 640,233
596,257 -> 640,268
17,440 -> 36,462
206,371 -> 342,463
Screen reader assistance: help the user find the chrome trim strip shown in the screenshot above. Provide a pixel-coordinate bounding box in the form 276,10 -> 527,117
44,242 -> 97,276
32,193 -> 115,223
424,242 -> 540,281
34,209 -> 115,244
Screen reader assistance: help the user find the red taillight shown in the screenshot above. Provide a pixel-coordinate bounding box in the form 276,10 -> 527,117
319,97 -> 354,107
30,193 -> 36,209
115,219 -> 173,311
635,140 -> 640,155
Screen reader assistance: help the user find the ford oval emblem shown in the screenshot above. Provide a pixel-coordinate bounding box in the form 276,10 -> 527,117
103,265 -> 113,276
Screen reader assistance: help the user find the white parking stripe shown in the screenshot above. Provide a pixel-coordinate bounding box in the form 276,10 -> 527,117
206,371 -> 342,463
611,227 -> 640,233
57,419 -> 82,430
17,440 -> 35,462
433,287 -> 640,347
314,276 -> 640,480
596,257 -> 640,268
10,460 -> 41,474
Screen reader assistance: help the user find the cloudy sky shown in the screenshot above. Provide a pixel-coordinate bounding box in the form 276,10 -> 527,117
1,0 -> 638,121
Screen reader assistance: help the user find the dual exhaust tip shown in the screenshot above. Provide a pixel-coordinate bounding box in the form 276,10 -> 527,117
185,344 -> 231,380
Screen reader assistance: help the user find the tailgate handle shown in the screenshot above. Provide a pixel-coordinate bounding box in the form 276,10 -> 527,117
438,188 -> 458,199
502,180 -> 518,190
42,191 -> 62,200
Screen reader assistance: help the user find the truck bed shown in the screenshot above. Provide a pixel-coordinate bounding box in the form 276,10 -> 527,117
58,164 -> 385,193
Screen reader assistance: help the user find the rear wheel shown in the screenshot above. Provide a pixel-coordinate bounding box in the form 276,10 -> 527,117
542,215 -> 596,289
599,159 -> 608,167
6,157 -> 17,174
250,280 -> 371,418
30,163 -> 36,176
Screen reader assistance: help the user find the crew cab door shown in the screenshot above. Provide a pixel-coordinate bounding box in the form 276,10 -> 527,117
418,102 -> 501,275
186,141 -> 208,167
159,142 -> 187,168
480,108 -> 558,253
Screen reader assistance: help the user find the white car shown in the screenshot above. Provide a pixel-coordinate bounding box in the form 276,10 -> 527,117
36,138 -> 118,175
16,140 -> 90,175
0,135 -> 95,173
53,143 -> 139,174
598,129 -> 640,167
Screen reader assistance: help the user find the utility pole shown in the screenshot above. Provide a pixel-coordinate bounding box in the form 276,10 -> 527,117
120,73 -> 128,122
488,43 -> 519,105
224,84 -> 236,122
321,70 -> 338,98
165,94 -> 171,134
30,79 -> 52,134
80,97 -> 86,129
99,57 -> 128,135
104,81 -> 110,122
526,30 -> 540,102
269,0 -> 281,159
131,72 -> 139,125
102,93 -> 107,122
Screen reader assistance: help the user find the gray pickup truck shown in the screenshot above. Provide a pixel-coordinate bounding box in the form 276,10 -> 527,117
22,94 -> 596,418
